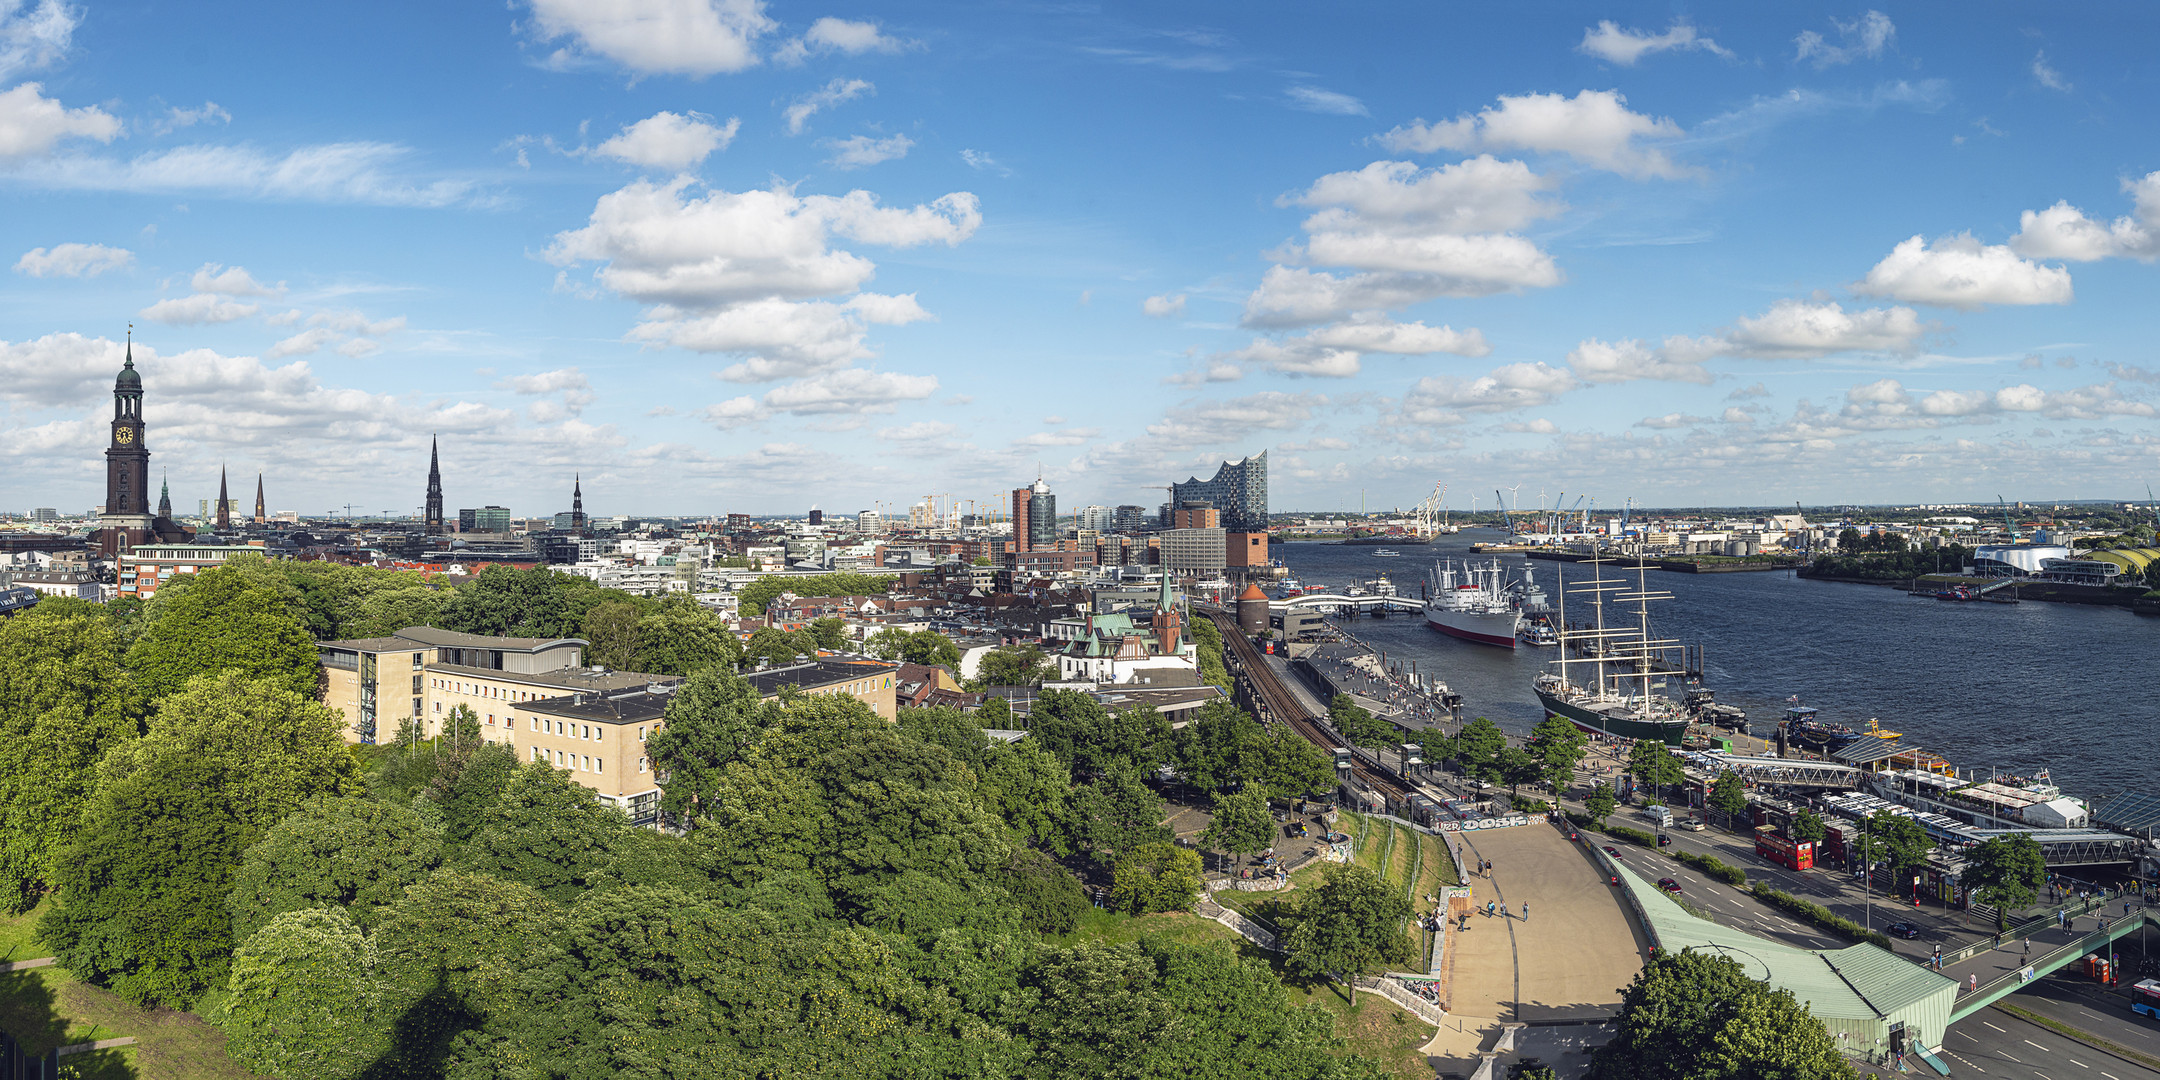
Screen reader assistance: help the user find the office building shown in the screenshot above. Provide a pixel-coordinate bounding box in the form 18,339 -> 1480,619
1173,506 -> 1219,530
459,505 -> 513,533
1078,505 -> 1115,531
1160,527 -> 1227,574
1113,505 -> 1148,533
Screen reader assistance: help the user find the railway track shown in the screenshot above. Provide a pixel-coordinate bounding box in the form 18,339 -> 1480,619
1202,608 -> 1418,801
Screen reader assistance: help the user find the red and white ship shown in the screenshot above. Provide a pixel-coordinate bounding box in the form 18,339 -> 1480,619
1422,559 -> 1521,648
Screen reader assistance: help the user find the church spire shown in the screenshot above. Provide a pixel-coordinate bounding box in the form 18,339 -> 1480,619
423,435 -> 444,535
216,466 -> 231,531
572,473 -> 585,529
254,472 -> 266,525
157,470 -> 171,519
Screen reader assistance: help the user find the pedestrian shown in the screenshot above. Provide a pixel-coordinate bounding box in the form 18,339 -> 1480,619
1522,902 -> 1530,922
1969,973 -> 1977,992
2023,938 -> 2030,960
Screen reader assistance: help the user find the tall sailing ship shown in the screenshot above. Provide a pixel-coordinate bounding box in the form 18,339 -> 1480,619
1531,556 -> 1692,745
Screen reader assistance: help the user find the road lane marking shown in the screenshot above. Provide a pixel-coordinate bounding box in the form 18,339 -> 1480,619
2102,1072 -> 2120,1079
2065,1059 -> 2086,1068
1985,1022 -> 2007,1033
2001,1051 -> 2022,1063
2025,1040 -> 2050,1051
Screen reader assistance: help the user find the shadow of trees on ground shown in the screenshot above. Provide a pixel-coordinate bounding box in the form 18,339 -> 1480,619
0,968 -> 136,1079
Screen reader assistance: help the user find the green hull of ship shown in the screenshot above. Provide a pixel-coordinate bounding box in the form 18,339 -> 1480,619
1535,686 -> 1688,746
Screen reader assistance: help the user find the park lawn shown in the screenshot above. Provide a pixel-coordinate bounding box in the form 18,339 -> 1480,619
1422,830 -> 1462,888
1057,907 -> 1246,950
1268,957 -> 1437,1079
0,905 -> 258,1080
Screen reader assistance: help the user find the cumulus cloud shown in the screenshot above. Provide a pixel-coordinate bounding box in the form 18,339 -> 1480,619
1835,376 -> 2154,426
550,177 -> 971,394
1636,412 -> 1712,429
823,132 -> 912,169
0,82 -> 120,162
1376,89 -> 1688,179
520,0 -> 775,76
1142,293 -> 1185,318
784,77 -> 871,135
497,366 -> 596,419
775,17 -> 912,65
0,0 -> 76,81
1794,11 -> 1894,68
14,241 -> 131,277
1285,86 -> 1367,116
1225,315 -> 1491,378
191,263 -> 283,297
1400,362 -> 1576,424
138,294 -> 260,325
1722,299 -> 1928,356
1855,234 -> 2073,310
1578,20 -> 1730,65
2009,172 -> 2160,262
1567,337 -> 1717,385
702,367 -> 939,427
1286,155 -> 1562,236
593,111 -> 739,170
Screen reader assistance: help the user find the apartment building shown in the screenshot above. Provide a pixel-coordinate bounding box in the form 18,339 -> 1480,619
118,541 -> 264,598
319,625 -> 590,745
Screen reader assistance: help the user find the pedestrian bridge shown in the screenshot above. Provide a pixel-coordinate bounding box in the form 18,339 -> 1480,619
1688,752 -> 1864,790
1949,909 -> 2154,1023
1271,593 -> 1423,614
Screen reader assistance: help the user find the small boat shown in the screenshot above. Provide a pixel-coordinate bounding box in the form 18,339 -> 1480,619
1373,549 -> 1402,557
1519,622 -> 1559,647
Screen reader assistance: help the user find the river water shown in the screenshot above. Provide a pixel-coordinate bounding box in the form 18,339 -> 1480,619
1273,530 -> 2160,800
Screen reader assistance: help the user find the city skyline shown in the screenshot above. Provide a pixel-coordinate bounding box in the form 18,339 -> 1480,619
5,3 -> 2160,514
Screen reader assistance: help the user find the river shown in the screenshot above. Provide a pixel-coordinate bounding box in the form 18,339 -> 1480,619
1272,530 -> 2160,800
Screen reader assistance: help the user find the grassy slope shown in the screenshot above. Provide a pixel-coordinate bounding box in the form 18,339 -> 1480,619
0,905 -> 257,1080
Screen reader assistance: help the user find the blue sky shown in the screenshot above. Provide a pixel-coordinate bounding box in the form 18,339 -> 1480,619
4,2 -> 2159,518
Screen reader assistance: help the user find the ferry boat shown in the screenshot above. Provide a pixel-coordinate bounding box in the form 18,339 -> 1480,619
1531,557 -> 1692,745
1519,621 -> 1559,647
1373,549 -> 1402,558
1422,558 -> 1522,647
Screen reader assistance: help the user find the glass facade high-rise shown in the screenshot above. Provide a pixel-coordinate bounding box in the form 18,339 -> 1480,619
1168,451 -> 1268,532
1113,505 -> 1147,532
1026,478 -> 1058,549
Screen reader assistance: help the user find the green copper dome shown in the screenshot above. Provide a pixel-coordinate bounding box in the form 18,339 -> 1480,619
116,345 -> 142,390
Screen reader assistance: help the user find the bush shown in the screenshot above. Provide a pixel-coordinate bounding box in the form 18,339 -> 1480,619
1672,851 -> 1747,886
1510,795 -> 1551,815
1603,824 -> 1657,848
1749,882 -> 1893,950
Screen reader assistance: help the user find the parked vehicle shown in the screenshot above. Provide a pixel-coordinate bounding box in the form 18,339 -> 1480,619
1640,805 -> 1674,828
1680,820 -> 1707,832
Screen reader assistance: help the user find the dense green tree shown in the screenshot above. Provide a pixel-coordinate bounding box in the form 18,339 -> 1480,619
1002,848 -> 1089,935
431,740 -> 521,845
1710,768 -> 1749,818
1327,694 -> 1392,748
1627,739 -> 1685,806
735,571 -> 897,616
1495,745 -> 1545,799
648,666 -> 775,825
976,740 -> 1073,855
808,615 -> 850,651
1188,615 -> 1232,690
216,907 -> 389,1079
40,671 -> 358,1005
125,566 -> 321,702
1963,832 -> 2047,929
1525,715 -> 1589,795
0,606 -> 140,911
1452,717 -> 1508,783
1109,841 -> 1203,914
1791,810 -> 1827,844
340,583 -> 448,641
978,643 -> 1057,687
977,693 -> 1012,726
1585,783 -> 1618,827
227,796 -> 444,944
898,705 -> 993,771
1280,863 -> 1412,1003
1029,689 -> 1170,776
745,625 -> 820,666
811,730 -> 1016,932
371,868 -> 562,1025
1200,786 -> 1275,875
1588,950 -> 1857,1080
1851,810 -> 1933,879
1173,700 -> 1261,794
433,564 -> 612,638
1068,767 -> 1171,865
580,600 -> 644,670
632,596 -> 743,675
900,628 -> 964,668
458,763 -> 633,903
1249,726 -> 1338,800
864,625 -> 913,661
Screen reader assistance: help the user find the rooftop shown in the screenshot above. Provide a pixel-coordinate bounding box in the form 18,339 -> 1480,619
431,661 -> 681,694
394,625 -> 586,652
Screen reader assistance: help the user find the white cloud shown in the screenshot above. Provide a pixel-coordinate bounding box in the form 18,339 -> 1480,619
1376,89 -> 1687,179
0,0 -> 76,81
1567,337 -> 1716,385
1232,314 -> 1491,378
784,77 -> 871,135
1854,234 -> 2073,310
1637,412 -> 1711,429
153,101 -> 231,135
2032,51 -> 2071,92
0,82 -> 120,162
959,148 -> 1010,176
1721,407 -> 1757,424
306,309 -> 406,335
875,420 -> 957,442
593,110 -> 739,170
2009,173 -> 2160,262
1722,299 -> 1927,357
0,331 -> 129,405
1142,293 -> 1186,318
1285,86 -> 1367,116
191,263 -> 282,297
14,241 -> 131,277
1400,361 -> 1576,423
823,132 -> 912,170
1794,11 -> 1894,68
498,366 -> 596,417
1727,382 -> 1770,400
335,337 -> 383,359
266,329 -> 335,358
138,294 -> 260,325
521,0 -> 775,77
1578,20 -> 1730,66
1499,418 -> 1559,434
776,17 -> 912,65
704,367 -> 939,426
1836,377 -> 2154,425
1286,155 -> 1561,236
8,141 -> 482,207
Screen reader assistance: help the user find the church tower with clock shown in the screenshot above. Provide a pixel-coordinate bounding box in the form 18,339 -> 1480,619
94,335 -> 192,557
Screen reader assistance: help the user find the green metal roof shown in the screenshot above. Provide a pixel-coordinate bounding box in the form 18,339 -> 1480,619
1614,861 -> 1956,1026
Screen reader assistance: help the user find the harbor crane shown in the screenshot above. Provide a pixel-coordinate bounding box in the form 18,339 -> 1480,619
1997,495 -> 2019,540
1412,482 -> 1453,537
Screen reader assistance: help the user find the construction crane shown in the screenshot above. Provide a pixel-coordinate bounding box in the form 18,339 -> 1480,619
1997,495 -> 2019,540
1495,489 -> 1510,534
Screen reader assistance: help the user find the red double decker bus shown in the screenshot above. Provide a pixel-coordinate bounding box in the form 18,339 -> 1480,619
1755,828 -> 1814,871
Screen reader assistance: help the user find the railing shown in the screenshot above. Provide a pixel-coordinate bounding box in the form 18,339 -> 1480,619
1353,975 -> 1450,1024
1195,900 -> 1280,951
1938,894 -> 2118,966
1951,910 -> 2153,1021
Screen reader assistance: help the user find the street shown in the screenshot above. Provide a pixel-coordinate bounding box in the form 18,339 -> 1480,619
1943,1008 -> 2160,1080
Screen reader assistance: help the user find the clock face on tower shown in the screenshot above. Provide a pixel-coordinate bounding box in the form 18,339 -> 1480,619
115,427 -> 134,444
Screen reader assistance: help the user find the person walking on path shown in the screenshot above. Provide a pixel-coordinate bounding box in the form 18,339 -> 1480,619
1969,973 -> 1978,993
1521,902 -> 1529,923
2023,938 -> 2031,961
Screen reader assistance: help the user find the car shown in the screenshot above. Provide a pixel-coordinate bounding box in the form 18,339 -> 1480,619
1681,820 -> 1707,832
1603,846 -> 1622,858
1656,877 -> 1683,895
1883,922 -> 1924,940
1657,834 -> 1672,848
